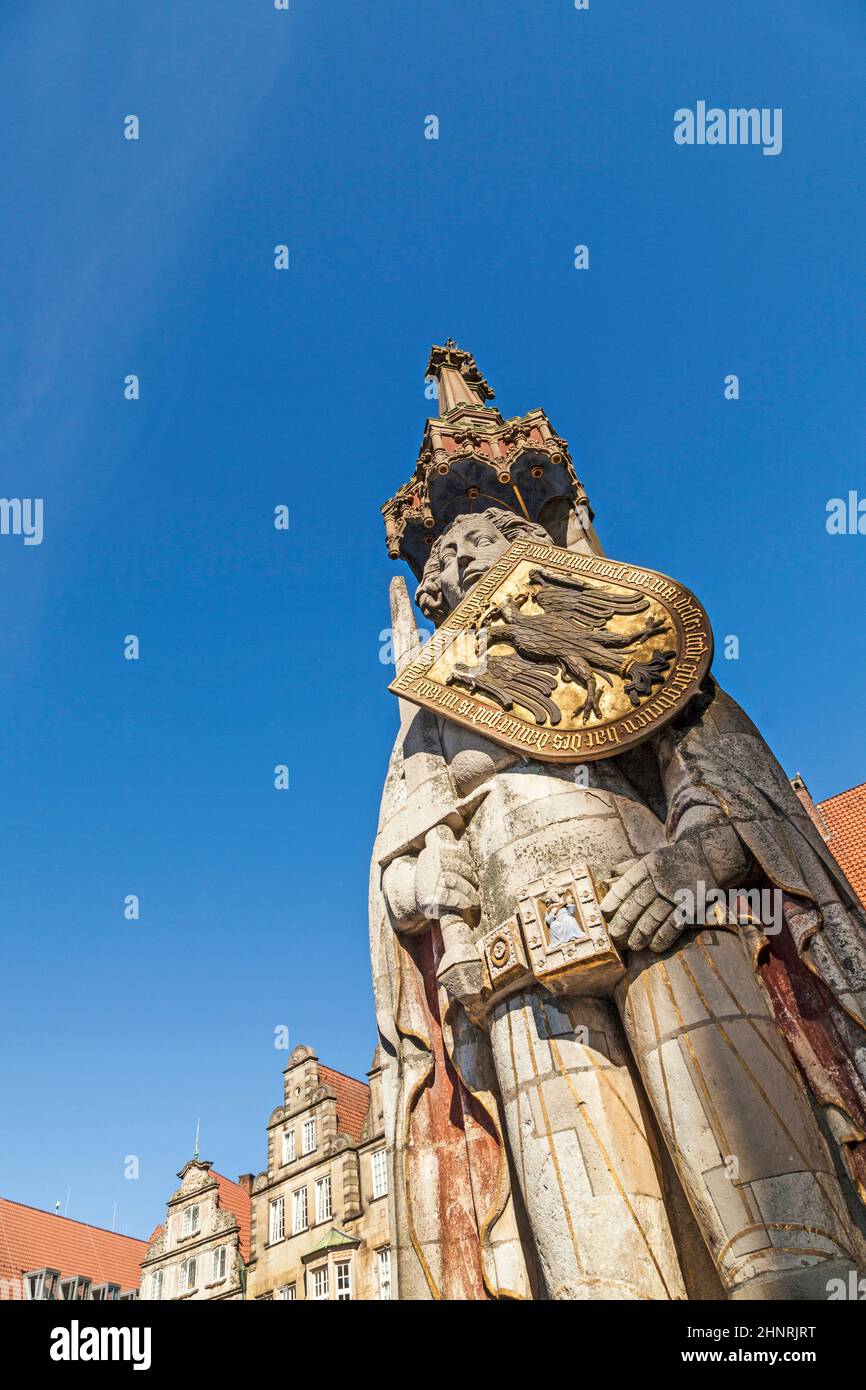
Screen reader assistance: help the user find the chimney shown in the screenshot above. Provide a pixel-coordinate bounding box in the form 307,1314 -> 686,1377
790,773 -> 833,842
236,1174 -> 255,1195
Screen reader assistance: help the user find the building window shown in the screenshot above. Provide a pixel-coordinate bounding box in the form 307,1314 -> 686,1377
282,1129 -> 296,1165
377,1247 -> 392,1301
371,1147 -> 388,1198
60,1276 -> 91,1301
150,1270 -> 164,1301
25,1268 -> 60,1300
335,1261 -> 352,1301
179,1258 -> 197,1294
302,1118 -> 317,1155
276,1284 -> 296,1300
181,1203 -> 200,1237
92,1284 -> 121,1301
311,1265 -> 329,1301
268,1196 -> 285,1244
315,1176 -> 332,1224
292,1187 -> 308,1234
212,1245 -> 227,1282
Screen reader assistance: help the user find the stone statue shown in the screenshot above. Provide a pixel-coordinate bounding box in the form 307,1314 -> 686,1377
370,342 -> 866,1301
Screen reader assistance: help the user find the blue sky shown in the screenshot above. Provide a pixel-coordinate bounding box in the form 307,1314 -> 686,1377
0,0 -> 864,1239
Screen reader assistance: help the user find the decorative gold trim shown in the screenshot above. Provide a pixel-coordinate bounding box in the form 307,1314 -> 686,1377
717,1222 -> 855,1267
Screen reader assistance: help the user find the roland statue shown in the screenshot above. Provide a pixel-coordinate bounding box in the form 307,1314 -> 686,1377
369,341 -> 866,1301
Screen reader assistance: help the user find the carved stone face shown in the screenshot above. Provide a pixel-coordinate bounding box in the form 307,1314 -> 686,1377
416,507 -> 550,623
436,513 -> 515,611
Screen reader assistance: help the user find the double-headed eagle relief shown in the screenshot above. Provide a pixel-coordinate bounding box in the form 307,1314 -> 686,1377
391,538 -> 713,760
453,565 -> 676,725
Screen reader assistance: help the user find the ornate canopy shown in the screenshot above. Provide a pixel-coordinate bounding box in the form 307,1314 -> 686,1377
381,340 -> 593,578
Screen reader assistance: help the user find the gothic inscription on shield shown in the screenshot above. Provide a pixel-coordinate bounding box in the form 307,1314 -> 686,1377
390,539 -> 713,762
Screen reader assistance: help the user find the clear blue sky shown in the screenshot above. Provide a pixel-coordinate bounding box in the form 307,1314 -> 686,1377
0,1 -> 864,1239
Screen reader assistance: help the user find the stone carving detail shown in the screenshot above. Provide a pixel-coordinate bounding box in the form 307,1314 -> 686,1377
213,1208 -> 236,1236
145,1228 -> 166,1259
175,1165 -> 216,1199
480,916 -> 527,993
478,866 -> 624,1009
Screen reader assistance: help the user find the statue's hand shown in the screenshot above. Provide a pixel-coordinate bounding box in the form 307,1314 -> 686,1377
416,829 -> 480,925
382,854 -> 426,935
600,842 -> 714,955
601,823 -> 752,953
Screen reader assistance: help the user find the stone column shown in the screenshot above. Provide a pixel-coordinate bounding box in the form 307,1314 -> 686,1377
487,986 -> 686,1300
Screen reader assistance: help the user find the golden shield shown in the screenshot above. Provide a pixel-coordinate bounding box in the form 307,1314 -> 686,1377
390,539 -> 713,762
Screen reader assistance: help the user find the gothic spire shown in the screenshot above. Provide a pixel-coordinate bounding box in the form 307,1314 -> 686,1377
425,339 -> 496,413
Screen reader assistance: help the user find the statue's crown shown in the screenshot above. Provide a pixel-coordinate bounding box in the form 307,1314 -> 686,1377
381,341 -> 589,578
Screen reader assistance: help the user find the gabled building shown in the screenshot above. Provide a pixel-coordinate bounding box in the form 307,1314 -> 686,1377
0,1197 -> 146,1300
246,1044 -> 391,1300
138,1159 -> 252,1300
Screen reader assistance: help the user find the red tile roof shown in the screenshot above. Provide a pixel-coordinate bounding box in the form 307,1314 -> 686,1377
0,1198 -> 147,1297
211,1172 -> 251,1261
318,1065 -> 370,1145
819,780 -> 866,910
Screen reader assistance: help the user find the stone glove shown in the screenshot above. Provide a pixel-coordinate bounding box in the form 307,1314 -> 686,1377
600,822 -> 752,954
415,824 -> 480,926
381,854 -> 426,935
